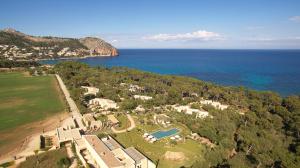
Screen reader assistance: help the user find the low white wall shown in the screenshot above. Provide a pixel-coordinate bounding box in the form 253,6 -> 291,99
147,159 -> 157,168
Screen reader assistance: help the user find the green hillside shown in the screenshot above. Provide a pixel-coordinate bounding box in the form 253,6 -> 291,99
55,61 -> 300,168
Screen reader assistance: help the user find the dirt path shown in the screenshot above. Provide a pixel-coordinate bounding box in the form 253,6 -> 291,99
111,114 -> 136,133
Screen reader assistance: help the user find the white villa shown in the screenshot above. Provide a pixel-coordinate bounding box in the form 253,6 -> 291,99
200,100 -> 229,110
154,114 -> 171,127
75,135 -> 156,168
133,95 -> 153,101
172,105 -> 210,119
81,86 -> 100,96
89,98 -> 119,110
134,105 -> 145,113
129,84 -> 143,92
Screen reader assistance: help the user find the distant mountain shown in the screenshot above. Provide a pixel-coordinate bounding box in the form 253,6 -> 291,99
0,28 -> 118,60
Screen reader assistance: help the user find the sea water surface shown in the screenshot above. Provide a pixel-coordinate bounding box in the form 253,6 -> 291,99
41,49 -> 300,96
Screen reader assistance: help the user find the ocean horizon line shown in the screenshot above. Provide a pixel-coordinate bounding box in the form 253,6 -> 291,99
117,48 -> 300,50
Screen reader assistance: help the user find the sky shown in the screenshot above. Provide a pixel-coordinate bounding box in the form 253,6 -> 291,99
1,0 -> 300,49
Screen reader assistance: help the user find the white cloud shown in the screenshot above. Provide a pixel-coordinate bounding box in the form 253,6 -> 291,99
289,16 -> 300,22
143,30 -> 222,41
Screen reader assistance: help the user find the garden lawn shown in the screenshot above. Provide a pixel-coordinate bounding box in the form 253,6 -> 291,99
115,113 -> 130,130
114,124 -> 206,168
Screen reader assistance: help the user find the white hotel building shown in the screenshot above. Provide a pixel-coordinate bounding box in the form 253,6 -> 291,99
74,135 -> 156,168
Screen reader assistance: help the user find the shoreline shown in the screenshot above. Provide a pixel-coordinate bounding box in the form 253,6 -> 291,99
5,54 -> 118,62
38,54 -> 118,61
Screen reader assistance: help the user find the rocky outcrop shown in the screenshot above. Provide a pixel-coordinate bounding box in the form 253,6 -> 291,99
79,37 -> 118,56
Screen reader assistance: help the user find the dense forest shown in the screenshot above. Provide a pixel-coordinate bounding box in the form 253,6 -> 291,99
0,60 -> 40,68
54,61 -> 300,168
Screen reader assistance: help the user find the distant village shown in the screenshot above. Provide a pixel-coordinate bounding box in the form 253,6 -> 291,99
0,44 -> 89,60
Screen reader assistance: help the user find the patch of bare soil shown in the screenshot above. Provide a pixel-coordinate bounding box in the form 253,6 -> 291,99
21,71 -> 30,77
0,112 -> 68,160
198,136 -> 216,148
164,151 -> 186,161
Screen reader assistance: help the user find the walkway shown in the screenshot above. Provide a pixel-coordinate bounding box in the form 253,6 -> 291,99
55,75 -> 81,117
111,114 -> 136,133
55,75 -> 85,130
65,143 -> 78,168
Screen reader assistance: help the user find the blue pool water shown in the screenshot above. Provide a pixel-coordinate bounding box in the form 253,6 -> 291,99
151,128 -> 179,140
41,49 -> 300,96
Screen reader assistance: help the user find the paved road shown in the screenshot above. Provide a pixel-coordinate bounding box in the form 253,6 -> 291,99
111,114 -> 136,133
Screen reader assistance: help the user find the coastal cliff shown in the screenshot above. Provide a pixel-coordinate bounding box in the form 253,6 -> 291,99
79,37 -> 118,56
0,28 -> 118,60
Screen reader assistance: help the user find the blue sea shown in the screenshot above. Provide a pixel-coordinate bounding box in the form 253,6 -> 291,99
41,49 -> 300,96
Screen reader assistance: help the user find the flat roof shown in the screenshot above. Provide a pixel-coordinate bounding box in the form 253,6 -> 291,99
83,135 -> 123,167
124,147 -> 146,163
102,137 -> 123,150
74,138 -> 86,150
112,148 -> 135,167
57,127 -> 81,141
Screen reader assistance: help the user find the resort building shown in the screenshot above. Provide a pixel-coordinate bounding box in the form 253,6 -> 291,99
172,105 -> 210,119
89,98 -> 119,110
133,95 -> 153,101
56,127 -> 82,147
134,105 -> 145,113
107,115 -> 120,126
83,113 -> 102,130
154,114 -> 171,127
81,86 -> 100,96
61,117 -> 77,130
200,100 -> 228,110
128,84 -> 144,92
75,135 -> 156,168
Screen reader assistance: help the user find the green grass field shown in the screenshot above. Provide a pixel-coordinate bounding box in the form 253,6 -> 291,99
115,114 -> 130,130
0,72 -> 66,153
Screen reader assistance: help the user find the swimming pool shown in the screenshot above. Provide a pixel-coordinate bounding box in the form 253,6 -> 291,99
151,128 -> 179,140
